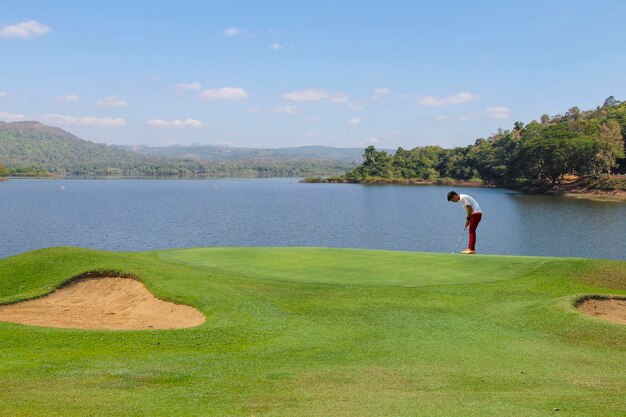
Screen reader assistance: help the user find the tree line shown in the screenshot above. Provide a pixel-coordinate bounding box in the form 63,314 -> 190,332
0,159 -> 355,179
319,97 -> 625,186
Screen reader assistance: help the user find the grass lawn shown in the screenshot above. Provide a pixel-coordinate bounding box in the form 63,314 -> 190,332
1,247 -> 625,416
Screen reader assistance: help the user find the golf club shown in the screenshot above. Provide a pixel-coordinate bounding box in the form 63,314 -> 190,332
451,229 -> 464,254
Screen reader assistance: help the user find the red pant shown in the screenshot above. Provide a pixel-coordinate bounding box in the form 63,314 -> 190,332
468,212 -> 482,251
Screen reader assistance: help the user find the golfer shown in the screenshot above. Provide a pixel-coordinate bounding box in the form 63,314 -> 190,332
447,191 -> 482,254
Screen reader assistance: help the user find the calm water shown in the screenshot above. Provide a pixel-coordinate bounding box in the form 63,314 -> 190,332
1,179 -> 625,260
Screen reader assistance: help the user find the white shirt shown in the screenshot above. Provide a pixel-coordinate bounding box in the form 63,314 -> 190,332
459,194 -> 482,213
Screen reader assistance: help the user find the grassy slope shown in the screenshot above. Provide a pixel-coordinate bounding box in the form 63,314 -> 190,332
0,247 -> 625,417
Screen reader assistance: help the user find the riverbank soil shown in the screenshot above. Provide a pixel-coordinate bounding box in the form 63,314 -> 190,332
521,175 -> 626,201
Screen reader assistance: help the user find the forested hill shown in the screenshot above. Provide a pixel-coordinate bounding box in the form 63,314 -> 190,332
0,121 -> 167,176
0,121 -> 356,177
308,97 -> 626,192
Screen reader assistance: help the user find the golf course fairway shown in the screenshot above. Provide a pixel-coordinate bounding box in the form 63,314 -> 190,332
1,247 -> 625,416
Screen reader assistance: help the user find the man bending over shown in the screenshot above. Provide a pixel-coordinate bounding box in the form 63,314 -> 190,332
447,191 -> 483,254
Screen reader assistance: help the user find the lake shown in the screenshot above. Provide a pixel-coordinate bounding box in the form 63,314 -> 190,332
1,178 -> 624,260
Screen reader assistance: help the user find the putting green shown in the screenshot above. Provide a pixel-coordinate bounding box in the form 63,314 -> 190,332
158,247 -> 557,287
0,247 -> 625,417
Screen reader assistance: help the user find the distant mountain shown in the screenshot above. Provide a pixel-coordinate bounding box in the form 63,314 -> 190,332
0,121 -> 164,176
0,121 -> 358,177
119,144 -> 377,163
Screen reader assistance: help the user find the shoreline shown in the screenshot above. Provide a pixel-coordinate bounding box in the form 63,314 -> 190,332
302,176 -> 626,202
514,179 -> 626,202
301,177 -> 490,187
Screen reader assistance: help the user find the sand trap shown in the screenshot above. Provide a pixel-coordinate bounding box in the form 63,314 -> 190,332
0,275 -> 205,330
577,296 -> 626,325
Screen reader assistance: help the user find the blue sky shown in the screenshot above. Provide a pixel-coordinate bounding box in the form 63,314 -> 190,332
1,0 -> 625,148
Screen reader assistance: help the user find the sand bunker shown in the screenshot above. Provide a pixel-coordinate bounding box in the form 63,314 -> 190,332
577,296 -> 626,325
0,276 -> 205,330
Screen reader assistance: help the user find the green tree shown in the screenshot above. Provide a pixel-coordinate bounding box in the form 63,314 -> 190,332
437,147 -> 478,180
565,106 -> 581,120
467,132 -> 521,184
363,145 -> 377,167
603,96 -> 621,108
391,147 -> 414,178
364,146 -> 393,178
518,123 -> 590,185
347,145 -> 394,180
594,120 -> 625,177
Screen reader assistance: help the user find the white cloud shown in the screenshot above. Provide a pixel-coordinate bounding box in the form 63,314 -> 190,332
200,87 -> 248,100
174,82 -> 202,95
348,102 -> 364,110
371,88 -> 391,101
43,114 -> 126,127
0,111 -> 27,122
146,118 -> 206,128
434,115 -> 449,121
96,96 -> 128,107
269,42 -> 285,50
329,92 -> 349,103
305,130 -> 320,137
417,92 -> 479,106
53,94 -> 79,102
283,89 -> 357,108
485,106 -> 511,119
224,27 -> 243,37
275,106 -> 298,114
0,92 -> 7,98
283,89 -> 331,101
1,20 -> 50,40
347,117 -> 361,125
